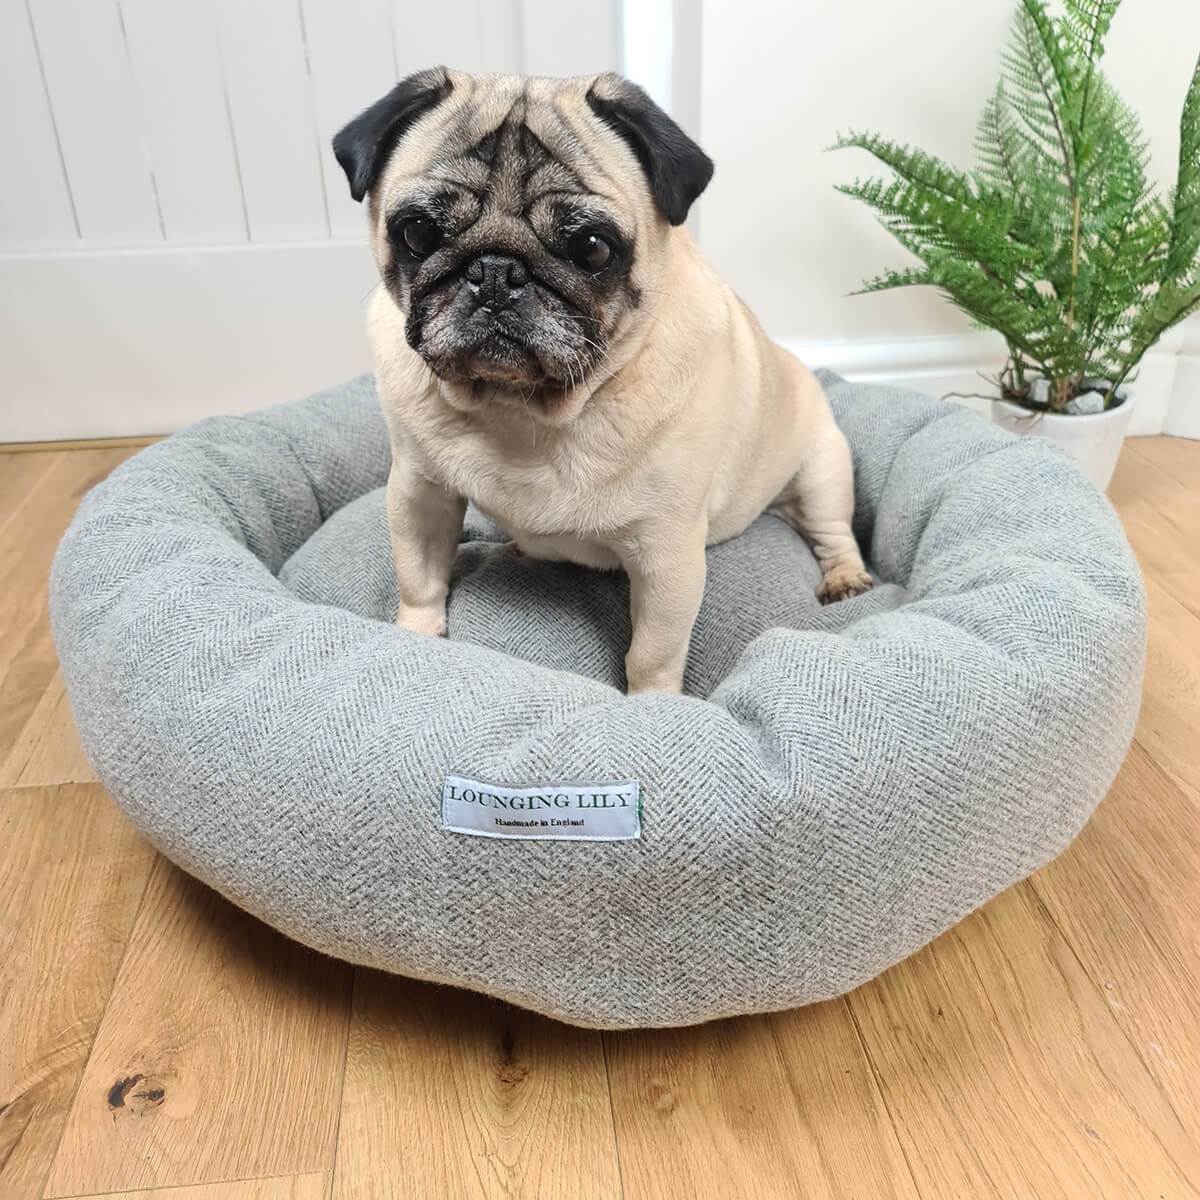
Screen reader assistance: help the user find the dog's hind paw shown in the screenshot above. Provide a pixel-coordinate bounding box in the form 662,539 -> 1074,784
817,566 -> 874,606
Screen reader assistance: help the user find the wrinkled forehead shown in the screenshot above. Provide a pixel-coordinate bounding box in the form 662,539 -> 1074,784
376,71 -> 641,223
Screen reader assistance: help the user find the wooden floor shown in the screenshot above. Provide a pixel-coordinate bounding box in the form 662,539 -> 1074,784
2,437 -> 1199,1200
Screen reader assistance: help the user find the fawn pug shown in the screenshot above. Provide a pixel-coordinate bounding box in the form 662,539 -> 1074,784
334,68 -> 872,694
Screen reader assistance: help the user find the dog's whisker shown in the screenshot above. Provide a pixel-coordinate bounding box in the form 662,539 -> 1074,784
516,385 -> 537,445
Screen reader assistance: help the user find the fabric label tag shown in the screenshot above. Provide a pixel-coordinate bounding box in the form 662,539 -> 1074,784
442,775 -> 641,841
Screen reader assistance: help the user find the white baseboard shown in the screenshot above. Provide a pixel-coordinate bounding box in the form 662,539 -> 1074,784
1164,320 -> 1200,438
1,239 -> 1197,443
783,324 -> 1199,439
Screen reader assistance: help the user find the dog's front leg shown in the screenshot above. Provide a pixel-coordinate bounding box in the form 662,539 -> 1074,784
619,521 -> 708,695
386,459 -> 466,637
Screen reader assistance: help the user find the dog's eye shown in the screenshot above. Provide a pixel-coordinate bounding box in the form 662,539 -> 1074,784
568,232 -> 613,273
400,216 -> 442,259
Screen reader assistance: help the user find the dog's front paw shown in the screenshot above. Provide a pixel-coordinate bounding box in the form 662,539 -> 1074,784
817,565 -> 874,606
625,653 -> 686,696
395,605 -> 448,637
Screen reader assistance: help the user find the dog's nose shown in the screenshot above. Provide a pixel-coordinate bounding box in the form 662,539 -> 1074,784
465,254 -> 528,312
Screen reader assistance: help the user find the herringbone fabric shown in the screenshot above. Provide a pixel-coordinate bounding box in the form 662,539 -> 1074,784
50,372 -> 1146,1028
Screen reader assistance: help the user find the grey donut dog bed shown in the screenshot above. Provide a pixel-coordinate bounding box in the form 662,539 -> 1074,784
50,371 -> 1145,1028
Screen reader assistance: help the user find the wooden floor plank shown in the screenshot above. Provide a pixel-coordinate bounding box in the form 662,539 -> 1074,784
847,882 -> 1200,1199
0,449 -> 132,778
1114,438 -> 1200,802
1126,434 -> 1200,496
1110,441 -> 1200,622
0,784 -> 156,1200
0,435 -> 159,454
604,997 -> 920,1200
0,674 -> 96,789
0,673 -> 63,788
768,1000 -> 922,1200
43,861 -> 353,1198
56,1172 -> 329,1200
16,677 -> 96,788
1138,576 -> 1200,803
1032,743 -> 1200,1146
0,452 -> 59,539
331,972 -> 621,1200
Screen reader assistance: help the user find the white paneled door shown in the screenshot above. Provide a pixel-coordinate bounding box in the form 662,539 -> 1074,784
0,0 -> 625,440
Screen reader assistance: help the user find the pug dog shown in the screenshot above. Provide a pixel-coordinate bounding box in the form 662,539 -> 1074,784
333,68 -> 872,695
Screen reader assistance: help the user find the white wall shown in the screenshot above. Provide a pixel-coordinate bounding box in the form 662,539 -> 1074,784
698,0 -> 1200,432
0,0 -> 622,440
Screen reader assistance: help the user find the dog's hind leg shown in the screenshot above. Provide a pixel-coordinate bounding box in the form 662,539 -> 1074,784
769,429 -> 873,605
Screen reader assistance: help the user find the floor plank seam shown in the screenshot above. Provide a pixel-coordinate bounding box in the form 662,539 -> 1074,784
1,742 -> 40,790
1022,873 -> 1199,1150
1140,555 -> 1200,630
0,452 -> 61,544
1132,735 -> 1200,806
598,1032 -> 628,1200
1124,438 -> 1200,496
0,437 -> 161,455
2,780 -> 110,798
323,968 -> 358,1200
44,1169 -> 330,1200
38,854 -> 162,1200
838,995 -> 929,1200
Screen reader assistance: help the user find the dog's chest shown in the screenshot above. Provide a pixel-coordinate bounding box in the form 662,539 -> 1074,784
426,424 -> 638,549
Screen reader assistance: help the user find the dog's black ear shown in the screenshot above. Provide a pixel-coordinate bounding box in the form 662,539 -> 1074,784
586,74 -> 713,225
333,67 -> 452,202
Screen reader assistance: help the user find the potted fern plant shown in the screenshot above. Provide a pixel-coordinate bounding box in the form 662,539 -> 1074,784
834,0 -> 1199,489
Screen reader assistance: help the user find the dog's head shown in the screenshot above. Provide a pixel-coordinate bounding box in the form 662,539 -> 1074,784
333,69 -> 712,418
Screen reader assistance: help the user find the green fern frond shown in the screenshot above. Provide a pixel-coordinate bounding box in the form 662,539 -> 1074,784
1164,55 -> 1200,285
1122,278 -> 1200,379
975,85 -> 1023,194
833,132 -> 979,205
1063,0 -> 1121,165
854,267 -> 933,294
835,176 -> 1032,277
1063,0 -> 1120,60
1013,0 -> 1079,173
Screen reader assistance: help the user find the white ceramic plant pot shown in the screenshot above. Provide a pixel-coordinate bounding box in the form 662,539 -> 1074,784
991,390 -> 1137,491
